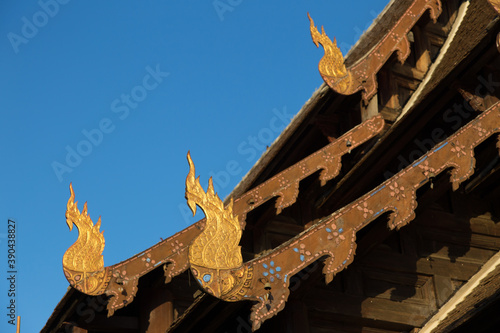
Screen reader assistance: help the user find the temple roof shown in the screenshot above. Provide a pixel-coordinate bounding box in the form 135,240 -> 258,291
43,1 -> 500,332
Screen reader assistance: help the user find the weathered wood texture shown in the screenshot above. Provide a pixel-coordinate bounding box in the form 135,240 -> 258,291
294,190 -> 500,332
71,328 -> 87,333
42,1 -> 500,332
140,288 -> 173,333
164,1 -> 500,331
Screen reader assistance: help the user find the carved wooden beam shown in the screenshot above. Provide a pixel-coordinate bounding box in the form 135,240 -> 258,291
188,102 -> 500,331
231,115 -> 385,221
62,115 -> 384,315
310,0 -> 442,101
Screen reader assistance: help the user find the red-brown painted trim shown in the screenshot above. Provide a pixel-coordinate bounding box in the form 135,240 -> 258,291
100,115 -> 384,315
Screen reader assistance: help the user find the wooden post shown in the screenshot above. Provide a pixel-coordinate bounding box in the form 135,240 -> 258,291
140,288 -> 174,333
361,94 -> 379,121
412,25 -> 432,74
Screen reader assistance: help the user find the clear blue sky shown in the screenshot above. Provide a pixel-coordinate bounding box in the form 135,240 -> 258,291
0,1 -> 388,331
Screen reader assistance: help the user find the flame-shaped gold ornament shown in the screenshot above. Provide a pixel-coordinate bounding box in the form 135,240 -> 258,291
308,13 -> 353,94
63,184 -> 110,295
186,152 -> 252,300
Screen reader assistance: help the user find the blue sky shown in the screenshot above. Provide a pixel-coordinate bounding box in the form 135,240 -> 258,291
0,1 -> 388,331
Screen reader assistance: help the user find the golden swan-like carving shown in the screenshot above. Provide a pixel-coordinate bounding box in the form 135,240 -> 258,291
186,152 -> 252,300
309,1 -> 443,101
186,152 -> 242,270
63,184 -> 110,295
308,13 -> 353,95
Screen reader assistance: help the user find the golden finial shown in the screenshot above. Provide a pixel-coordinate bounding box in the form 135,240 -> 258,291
308,13 -> 353,94
63,183 -> 108,295
186,152 -> 242,270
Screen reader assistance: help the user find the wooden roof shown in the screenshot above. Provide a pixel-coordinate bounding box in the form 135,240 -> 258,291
43,0 -> 500,332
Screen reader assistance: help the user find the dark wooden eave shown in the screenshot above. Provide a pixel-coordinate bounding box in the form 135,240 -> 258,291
319,0 -> 499,213
42,1 -> 500,332
168,1 -> 500,331
420,250 -> 500,332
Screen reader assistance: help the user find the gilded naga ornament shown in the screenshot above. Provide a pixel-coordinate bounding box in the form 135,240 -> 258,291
309,1 -> 442,101
186,152 -> 252,300
308,13 -> 353,95
63,184 -> 110,295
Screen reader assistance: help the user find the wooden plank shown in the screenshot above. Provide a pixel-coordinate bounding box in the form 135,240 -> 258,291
308,309 -> 415,333
362,268 -> 429,288
360,269 -> 434,304
392,63 -> 426,80
305,289 -> 433,327
140,288 -> 173,333
361,94 -> 379,122
361,249 -> 482,280
433,275 -> 454,307
72,328 -> 87,333
469,216 -> 500,236
417,236 -> 497,262
379,106 -> 401,123
394,75 -> 421,90
424,23 -> 447,39
413,25 -> 432,73
417,209 -> 500,238
378,69 -> 401,111
420,250 -> 500,332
